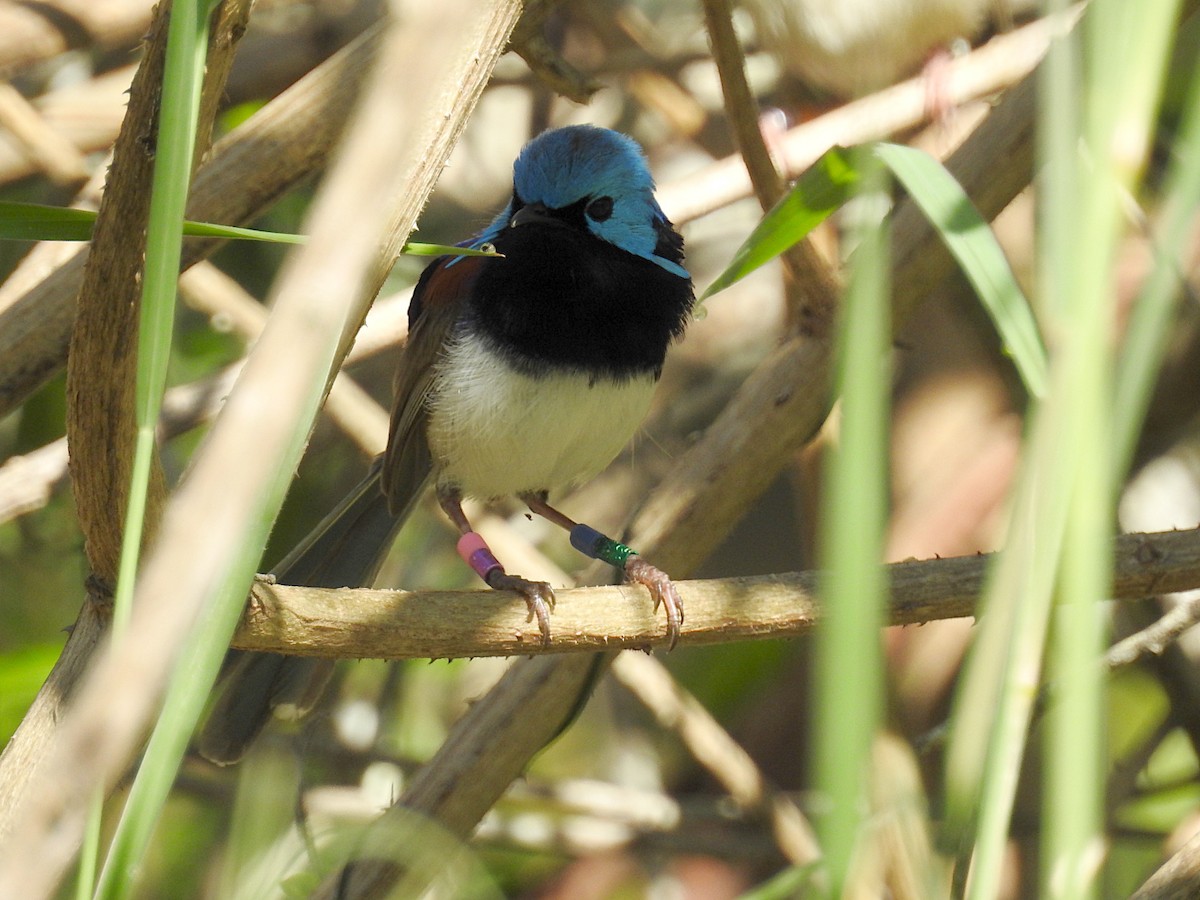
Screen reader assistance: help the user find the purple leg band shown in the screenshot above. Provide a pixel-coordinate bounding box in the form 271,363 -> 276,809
457,531 -> 503,583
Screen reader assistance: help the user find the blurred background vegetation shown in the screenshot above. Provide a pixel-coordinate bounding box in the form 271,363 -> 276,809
2,0 -> 1200,897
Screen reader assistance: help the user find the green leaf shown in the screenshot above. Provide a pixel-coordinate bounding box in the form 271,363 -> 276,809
698,142 -> 1045,400
874,142 -> 1047,399
0,201 -> 99,241
699,146 -> 859,301
0,202 -> 498,258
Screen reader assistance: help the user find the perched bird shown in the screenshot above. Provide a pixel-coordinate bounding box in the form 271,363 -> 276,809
198,125 -> 695,764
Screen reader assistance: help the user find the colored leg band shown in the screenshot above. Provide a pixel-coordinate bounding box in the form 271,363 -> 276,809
457,532 -> 503,583
570,523 -> 636,568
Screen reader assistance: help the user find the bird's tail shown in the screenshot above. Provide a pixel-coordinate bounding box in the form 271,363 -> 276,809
197,462 -> 422,765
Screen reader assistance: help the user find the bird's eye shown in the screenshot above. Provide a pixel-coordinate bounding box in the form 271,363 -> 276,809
585,196 -> 614,222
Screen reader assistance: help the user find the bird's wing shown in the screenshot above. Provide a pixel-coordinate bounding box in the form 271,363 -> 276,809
381,256 -> 479,514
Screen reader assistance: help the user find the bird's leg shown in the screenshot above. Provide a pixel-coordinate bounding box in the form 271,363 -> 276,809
522,492 -> 684,650
437,486 -> 555,644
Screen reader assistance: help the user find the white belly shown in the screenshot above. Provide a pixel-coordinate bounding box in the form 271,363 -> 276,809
426,332 -> 656,499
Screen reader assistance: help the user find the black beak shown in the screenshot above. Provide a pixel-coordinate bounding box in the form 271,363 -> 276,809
509,201 -> 557,229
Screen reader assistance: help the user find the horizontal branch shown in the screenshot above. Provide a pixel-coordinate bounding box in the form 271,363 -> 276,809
232,528 -> 1200,660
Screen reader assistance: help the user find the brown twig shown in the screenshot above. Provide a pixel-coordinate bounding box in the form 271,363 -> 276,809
699,0 -> 838,335
700,0 -> 784,208
509,0 -> 601,103
1131,827 -> 1200,899
0,82 -> 89,184
228,529 -> 1200,659
1107,591 -> 1200,670
0,65 -> 132,185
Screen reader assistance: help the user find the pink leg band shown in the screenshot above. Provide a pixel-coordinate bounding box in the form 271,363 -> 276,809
457,531 -> 503,583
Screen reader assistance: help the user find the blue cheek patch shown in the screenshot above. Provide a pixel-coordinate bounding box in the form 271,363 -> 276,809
653,256 -> 690,280
590,216 -> 690,281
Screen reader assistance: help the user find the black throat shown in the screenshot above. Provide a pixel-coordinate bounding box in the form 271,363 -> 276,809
465,219 -> 694,381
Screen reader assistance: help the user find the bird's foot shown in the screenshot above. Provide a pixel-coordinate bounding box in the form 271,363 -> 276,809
624,556 -> 684,650
558,520 -> 684,650
486,570 -> 556,645
457,530 -> 555,644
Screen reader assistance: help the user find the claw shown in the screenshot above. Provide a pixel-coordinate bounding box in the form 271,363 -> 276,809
624,556 -> 683,650
487,570 -> 556,645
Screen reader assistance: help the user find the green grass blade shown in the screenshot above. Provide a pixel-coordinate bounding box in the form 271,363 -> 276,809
0,202 -> 99,240
874,141 -> 1046,399
0,202 -> 306,243
1112,34 -> 1200,480
218,745 -> 302,899
1043,0 -> 1179,895
75,793 -> 103,900
181,220 -> 305,242
402,242 -> 501,257
739,864 -> 823,899
286,808 -> 505,899
812,149 -> 889,896
944,12 -> 1084,895
943,2 -> 1180,896
93,0 -> 209,894
0,202 -> 499,258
